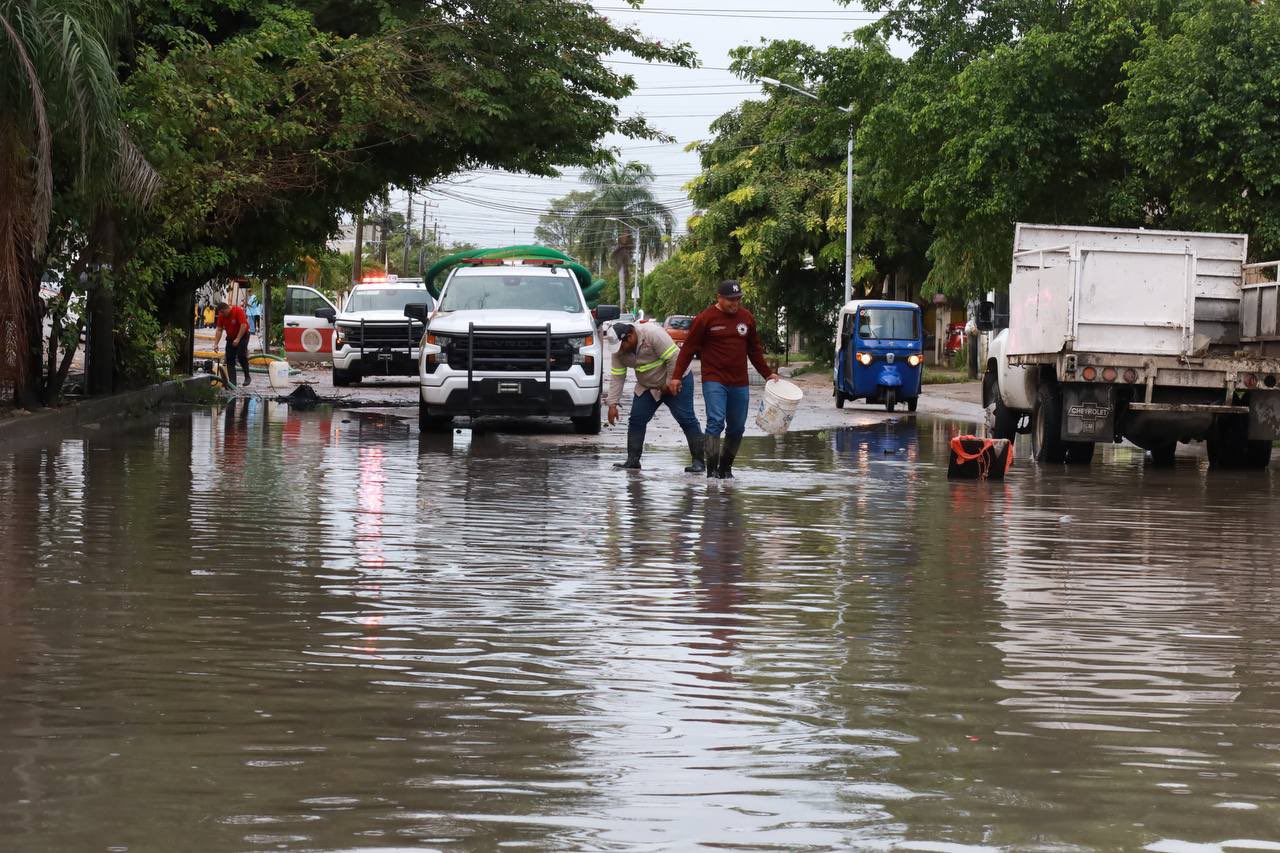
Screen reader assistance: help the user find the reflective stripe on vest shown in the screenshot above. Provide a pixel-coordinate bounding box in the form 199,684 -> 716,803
635,344 -> 679,373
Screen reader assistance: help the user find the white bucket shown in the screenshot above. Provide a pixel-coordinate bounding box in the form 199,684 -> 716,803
755,378 -> 804,435
267,360 -> 292,392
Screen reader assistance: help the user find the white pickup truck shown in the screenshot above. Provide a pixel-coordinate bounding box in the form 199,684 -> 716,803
405,260 -> 619,433
981,223 -> 1280,469
316,279 -> 433,386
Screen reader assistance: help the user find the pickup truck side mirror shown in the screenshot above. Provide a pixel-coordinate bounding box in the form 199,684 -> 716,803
596,304 -> 621,323
975,301 -> 995,332
314,307 -> 337,322
403,303 -> 429,323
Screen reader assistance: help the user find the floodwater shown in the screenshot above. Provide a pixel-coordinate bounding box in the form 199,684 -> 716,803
1,401 -> 1279,852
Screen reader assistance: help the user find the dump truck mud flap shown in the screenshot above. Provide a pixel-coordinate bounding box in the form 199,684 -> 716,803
1061,384 -> 1115,441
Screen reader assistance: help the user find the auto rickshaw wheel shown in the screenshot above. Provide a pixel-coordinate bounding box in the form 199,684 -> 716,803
834,389 -> 846,409
907,396 -> 919,413
883,390 -> 897,412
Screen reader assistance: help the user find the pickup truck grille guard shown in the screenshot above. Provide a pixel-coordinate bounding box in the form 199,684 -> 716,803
347,320 -> 422,353
466,323 -> 554,415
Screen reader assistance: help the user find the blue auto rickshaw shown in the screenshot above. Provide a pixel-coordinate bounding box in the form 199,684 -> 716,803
833,300 -> 924,412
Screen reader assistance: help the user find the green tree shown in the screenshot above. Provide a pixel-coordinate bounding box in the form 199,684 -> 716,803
534,190 -> 595,254
0,0 -> 157,404
568,161 -> 675,306
3,0 -> 691,403
1116,0 -> 1280,255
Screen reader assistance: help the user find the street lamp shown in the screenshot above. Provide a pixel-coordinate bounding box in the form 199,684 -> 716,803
606,216 -> 642,316
758,76 -> 855,307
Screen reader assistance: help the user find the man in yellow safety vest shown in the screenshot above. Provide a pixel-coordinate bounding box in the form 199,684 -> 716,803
604,322 -> 704,472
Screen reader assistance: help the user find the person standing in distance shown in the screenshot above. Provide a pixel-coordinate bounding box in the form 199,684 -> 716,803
605,322 -> 705,472
668,280 -> 778,479
213,301 -> 252,387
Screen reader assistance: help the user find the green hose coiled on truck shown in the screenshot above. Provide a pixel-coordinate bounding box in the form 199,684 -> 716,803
425,245 -> 606,308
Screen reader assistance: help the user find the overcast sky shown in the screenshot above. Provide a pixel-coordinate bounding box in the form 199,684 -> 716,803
400,1 -> 883,251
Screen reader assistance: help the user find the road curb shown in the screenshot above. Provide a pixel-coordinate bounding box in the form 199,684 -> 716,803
0,375 -> 216,449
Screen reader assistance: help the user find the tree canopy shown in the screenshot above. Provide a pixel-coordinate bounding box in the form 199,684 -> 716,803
650,0 -> 1280,351
2,0 -> 693,402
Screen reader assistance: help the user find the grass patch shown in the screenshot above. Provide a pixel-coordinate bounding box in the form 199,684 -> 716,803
923,367 -> 973,385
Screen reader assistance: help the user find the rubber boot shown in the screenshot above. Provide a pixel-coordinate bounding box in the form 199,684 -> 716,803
683,429 -> 706,474
613,432 -> 644,469
718,435 -> 743,480
704,435 -> 721,478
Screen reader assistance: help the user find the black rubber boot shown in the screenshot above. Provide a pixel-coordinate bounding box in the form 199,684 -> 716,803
718,435 -> 743,479
684,429 -> 706,474
613,432 -> 644,469
704,435 -> 721,478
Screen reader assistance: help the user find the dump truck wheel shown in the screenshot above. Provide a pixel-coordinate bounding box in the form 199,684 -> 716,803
1032,383 -> 1068,464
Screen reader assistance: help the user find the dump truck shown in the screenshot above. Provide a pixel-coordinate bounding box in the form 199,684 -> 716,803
979,223 -> 1280,469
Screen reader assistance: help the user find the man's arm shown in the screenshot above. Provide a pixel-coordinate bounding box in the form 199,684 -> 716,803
604,361 -> 626,408
746,317 -> 778,381
669,312 -> 707,385
232,309 -> 249,344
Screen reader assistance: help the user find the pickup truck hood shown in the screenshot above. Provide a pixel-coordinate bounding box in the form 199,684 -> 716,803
427,309 -> 593,336
335,310 -> 417,325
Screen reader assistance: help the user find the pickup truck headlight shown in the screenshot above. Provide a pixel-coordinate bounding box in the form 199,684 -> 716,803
424,333 -> 448,373
569,335 -> 595,373
334,327 -> 347,347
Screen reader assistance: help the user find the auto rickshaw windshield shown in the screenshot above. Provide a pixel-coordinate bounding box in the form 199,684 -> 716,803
858,307 -> 918,340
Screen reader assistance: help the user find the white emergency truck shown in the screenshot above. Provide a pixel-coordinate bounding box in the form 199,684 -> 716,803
980,223 -> 1280,469
316,279 -> 432,386
405,260 -> 619,433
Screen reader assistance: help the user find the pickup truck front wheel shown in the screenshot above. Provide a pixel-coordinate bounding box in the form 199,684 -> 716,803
418,400 -> 452,433
332,366 -> 359,387
572,400 -> 602,435
1032,383 -> 1068,464
984,372 -> 1018,440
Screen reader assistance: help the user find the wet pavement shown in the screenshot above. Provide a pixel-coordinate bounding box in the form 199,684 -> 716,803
2,401 -> 1279,851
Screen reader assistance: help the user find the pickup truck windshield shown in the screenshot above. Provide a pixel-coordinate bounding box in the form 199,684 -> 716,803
439,274 -> 582,313
345,289 -> 428,313
858,308 -> 918,340
665,316 -> 692,330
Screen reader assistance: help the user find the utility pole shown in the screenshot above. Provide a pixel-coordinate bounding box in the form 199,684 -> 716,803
418,200 -> 429,276
402,189 -> 414,276
352,210 -> 364,286
758,77 -> 855,305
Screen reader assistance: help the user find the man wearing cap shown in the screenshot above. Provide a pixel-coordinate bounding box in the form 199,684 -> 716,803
605,321 -> 705,472
668,280 -> 778,478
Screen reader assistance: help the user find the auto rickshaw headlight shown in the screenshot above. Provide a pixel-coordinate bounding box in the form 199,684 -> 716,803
857,352 -> 873,366
907,354 -> 923,367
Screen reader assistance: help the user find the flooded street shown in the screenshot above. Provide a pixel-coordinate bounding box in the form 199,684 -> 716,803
2,401 -> 1279,851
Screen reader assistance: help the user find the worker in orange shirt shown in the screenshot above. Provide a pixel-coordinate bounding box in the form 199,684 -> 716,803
213,302 -> 252,386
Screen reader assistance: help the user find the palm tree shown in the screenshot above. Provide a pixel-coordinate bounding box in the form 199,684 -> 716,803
570,162 -> 675,309
0,0 -> 156,405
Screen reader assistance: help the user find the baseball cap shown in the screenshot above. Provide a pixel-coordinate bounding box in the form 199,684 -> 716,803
606,322 -> 634,349
718,280 -> 743,298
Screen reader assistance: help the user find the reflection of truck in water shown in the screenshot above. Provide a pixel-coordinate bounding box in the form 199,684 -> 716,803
980,223 -> 1280,469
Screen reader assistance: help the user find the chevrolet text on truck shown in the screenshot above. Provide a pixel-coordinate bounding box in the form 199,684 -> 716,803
406,259 -> 618,433
981,223 -> 1280,469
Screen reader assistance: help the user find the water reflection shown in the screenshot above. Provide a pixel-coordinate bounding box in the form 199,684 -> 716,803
0,404 -> 1277,850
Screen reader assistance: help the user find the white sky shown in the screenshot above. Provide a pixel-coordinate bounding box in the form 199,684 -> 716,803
396,1 -> 883,250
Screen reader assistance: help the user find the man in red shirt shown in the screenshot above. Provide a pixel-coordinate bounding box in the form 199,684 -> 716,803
669,280 -> 778,478
213,301 -> 252,386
